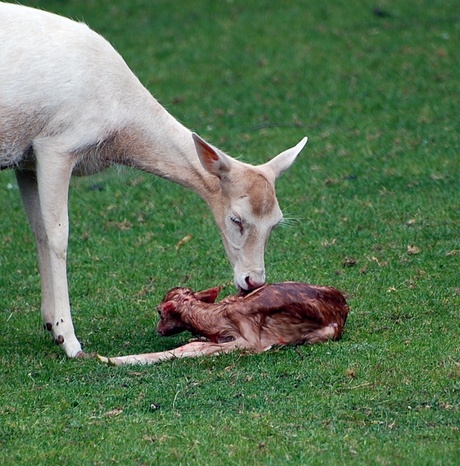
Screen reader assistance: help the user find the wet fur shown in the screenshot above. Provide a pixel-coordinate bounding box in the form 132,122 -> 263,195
100,282 -> 349,365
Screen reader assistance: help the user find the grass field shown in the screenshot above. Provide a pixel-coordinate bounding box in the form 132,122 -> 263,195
1,0 -> 459,464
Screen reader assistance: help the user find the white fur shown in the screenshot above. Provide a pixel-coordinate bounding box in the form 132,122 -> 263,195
0,3 -> 307,357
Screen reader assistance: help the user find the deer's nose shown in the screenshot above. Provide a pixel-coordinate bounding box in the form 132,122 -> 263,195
245,276 -> 265,291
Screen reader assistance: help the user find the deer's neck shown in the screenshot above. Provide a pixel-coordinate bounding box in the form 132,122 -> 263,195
118,101 -> 220,202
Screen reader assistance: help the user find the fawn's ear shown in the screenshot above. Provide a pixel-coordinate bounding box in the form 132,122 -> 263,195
160,301 -> 177,313
192,133 -> 233,178
194,286 -> 222,303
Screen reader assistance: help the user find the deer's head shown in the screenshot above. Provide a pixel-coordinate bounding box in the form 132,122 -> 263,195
193,134 -> 307,291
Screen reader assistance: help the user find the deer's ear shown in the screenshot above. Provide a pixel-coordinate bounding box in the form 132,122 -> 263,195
194,286 -> 222,303
260,137 -> 308,180
192,133 -> 232,178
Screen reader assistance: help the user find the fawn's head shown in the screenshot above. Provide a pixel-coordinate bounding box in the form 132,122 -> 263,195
156,286 -> 222,336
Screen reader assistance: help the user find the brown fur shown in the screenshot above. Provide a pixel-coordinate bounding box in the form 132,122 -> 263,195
99,282 -> 349,365
244,171 -> 276,217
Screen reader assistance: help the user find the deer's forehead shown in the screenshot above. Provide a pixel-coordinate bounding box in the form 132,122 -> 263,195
238,170 -> 277,218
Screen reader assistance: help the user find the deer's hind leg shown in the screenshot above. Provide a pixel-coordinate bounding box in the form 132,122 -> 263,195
304,323 -> 342,344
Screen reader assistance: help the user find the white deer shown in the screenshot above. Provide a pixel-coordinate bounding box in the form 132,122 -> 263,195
0,3 -> 307,357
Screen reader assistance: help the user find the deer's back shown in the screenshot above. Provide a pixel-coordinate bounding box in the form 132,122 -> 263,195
0,3 -> 148,169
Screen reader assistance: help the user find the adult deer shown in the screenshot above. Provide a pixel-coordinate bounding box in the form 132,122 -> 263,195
0,3 -> 307,357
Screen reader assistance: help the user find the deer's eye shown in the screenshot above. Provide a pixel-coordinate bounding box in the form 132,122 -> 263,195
230,214 -> 242,225
229,213 -> 244,234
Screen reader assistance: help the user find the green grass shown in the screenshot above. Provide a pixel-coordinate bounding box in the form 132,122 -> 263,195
1,0 -> 459,464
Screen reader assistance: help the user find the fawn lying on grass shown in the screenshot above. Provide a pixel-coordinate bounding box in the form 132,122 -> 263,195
99,282 -> 349,365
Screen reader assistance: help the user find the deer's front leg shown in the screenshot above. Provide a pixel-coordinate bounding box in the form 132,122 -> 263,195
22,148 -> 82,357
